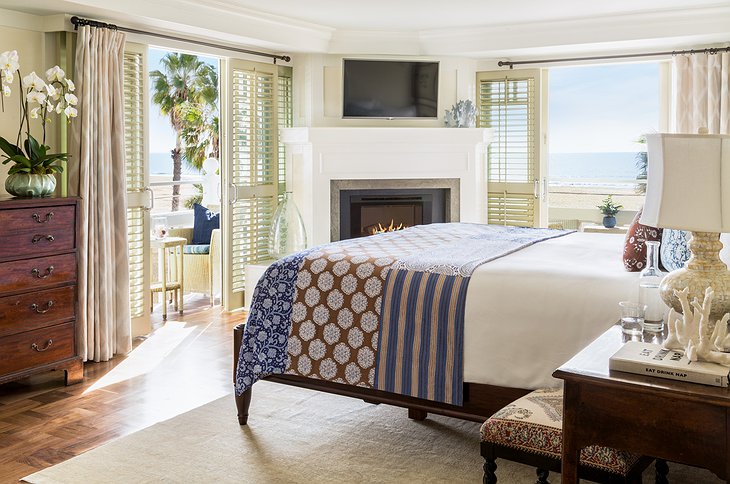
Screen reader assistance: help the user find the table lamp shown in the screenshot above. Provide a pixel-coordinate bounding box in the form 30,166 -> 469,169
640,132 -> 730,322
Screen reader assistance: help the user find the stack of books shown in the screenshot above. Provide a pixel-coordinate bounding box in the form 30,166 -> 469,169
609,341 -> 730,387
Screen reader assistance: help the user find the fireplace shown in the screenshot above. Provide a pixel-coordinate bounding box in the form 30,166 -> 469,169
339,188 -> 447,240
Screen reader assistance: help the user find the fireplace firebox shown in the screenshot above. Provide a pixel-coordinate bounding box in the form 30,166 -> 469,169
339,188 -> 447,240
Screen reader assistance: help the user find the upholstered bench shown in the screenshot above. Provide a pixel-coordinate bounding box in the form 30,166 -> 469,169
480,388 -> 665,483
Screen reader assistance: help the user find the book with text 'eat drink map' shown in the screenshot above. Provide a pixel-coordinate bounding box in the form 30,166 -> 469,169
609,341 -> 730,387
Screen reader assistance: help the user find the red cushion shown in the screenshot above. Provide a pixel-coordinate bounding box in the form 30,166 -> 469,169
623,208 -> 662,272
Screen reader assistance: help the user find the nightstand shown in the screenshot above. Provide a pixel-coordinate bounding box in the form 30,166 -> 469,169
553,325 -> 730,483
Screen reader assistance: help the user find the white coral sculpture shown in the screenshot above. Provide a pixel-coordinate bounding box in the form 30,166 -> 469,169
663,287 -> 730,366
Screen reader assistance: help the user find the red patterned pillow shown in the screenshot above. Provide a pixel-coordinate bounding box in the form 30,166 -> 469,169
623,208 -> 662,272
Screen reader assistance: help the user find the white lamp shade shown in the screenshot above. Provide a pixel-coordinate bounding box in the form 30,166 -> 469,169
640,133 -> 730,232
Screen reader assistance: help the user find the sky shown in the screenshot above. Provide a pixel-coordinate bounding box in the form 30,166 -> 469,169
549,62 -> 660,153
148,48 -> 219,154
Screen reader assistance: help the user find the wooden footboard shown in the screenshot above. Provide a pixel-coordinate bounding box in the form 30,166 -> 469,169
233,323 -> 529,425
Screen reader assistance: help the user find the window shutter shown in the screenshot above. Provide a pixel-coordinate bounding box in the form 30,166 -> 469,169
478,71 -> 542,227
123,48 -> 146,319
229,64 -> 279,293
277,69 -> 293,194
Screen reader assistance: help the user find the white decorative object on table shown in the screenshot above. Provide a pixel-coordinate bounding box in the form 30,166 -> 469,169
200,157 -> 220,207
663,287 -> 730,366
444,100 -> 476,128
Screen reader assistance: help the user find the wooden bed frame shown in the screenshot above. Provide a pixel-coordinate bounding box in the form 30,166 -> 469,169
233,323 -> 530,425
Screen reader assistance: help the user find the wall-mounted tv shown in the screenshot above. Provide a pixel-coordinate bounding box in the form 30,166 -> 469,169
342,59 -> 439,119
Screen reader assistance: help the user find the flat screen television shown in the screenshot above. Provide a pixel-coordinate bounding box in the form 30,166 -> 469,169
342,59 -> 439,119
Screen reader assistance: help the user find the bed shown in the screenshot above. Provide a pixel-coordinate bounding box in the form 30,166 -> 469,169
233,223 -> 638,424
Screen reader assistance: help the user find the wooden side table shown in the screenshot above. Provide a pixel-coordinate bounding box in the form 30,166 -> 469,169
553,326 -> 730,483
150,236 -> 185,320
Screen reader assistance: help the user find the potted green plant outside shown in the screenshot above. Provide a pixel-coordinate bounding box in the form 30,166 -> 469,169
0,50 -> 77,197
597,195 -> 623,228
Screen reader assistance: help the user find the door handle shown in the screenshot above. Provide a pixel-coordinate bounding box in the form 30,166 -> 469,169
144,187 -> 155,211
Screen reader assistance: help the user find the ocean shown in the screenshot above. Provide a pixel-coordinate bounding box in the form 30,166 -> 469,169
550,152 -> 641,180
150,152 -> 202,175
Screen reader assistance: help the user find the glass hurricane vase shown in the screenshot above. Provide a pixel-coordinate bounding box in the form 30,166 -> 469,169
269,192 -> 307,259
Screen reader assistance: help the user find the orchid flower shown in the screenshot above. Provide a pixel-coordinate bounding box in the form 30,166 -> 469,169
45,65 -> 65,82
46,83 -> 58,100
64,92 -> 78,106
0,50 -> 76,175
26,90 -> 47,105
22,71 -> 46,91
0,50 -> 19,74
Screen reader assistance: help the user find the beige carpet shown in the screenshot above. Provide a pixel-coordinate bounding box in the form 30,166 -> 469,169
23,381 -> 722,483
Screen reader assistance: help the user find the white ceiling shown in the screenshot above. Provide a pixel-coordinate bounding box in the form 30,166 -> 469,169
212,0 -> 725,31
1,0 -> 729,59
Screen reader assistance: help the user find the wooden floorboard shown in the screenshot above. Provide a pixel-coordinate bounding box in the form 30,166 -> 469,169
0,295 -> 246,482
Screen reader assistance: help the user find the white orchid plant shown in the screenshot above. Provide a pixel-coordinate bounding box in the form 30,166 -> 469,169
0,50 -> 77,175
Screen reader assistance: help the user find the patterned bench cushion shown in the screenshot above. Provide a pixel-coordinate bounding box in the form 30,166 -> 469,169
480,388 -> 641,476
183,244 -> 210,255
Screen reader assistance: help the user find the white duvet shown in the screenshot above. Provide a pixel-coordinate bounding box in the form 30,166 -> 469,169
464,232 -> 639,389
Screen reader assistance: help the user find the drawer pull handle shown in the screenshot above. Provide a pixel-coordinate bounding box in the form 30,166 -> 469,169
30,300 -> 55,314
31,266 -> 54,279
32,234 -> 55,244
31,339 -> 53,352
32,212 -> 54,223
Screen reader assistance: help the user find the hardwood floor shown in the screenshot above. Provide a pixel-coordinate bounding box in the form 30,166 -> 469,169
0,295 -> 246,482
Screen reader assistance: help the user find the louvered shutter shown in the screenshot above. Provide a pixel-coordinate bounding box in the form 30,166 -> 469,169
277,68 -> 293,194
123,43 -> 151,335
223,60 -> 281,310
478,70 -> 545,227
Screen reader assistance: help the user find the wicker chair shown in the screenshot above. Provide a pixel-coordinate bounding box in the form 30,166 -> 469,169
167,227 -> 221,306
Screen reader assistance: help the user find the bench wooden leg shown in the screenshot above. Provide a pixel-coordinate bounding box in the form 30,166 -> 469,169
535,468 -> 549,484
483,458 -> 497,484
655,459 -> 669,484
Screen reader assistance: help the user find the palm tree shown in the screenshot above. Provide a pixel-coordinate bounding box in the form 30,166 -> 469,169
150,54 -> 218,210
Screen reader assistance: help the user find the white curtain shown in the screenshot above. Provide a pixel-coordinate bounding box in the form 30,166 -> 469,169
674,51 -> 730,134
69,26 -> 132,361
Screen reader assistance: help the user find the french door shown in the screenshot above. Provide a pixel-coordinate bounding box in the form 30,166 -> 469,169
221,59 -> 281,311
123,43 -> 152,335
477,69 -> 548,227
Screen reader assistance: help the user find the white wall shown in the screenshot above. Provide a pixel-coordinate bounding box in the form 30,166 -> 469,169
292,53 -> 479,128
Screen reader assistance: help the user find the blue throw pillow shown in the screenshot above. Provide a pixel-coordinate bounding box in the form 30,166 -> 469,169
192,203 -> 220,245
660,229 -> 691,271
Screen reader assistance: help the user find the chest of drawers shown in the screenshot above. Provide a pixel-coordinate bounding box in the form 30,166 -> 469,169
0,196 -> 83,386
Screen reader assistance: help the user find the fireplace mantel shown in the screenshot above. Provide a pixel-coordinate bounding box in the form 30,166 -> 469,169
281,127 -> 492,246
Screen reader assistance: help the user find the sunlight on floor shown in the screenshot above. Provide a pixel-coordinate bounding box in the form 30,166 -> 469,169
83,321 -> 195,394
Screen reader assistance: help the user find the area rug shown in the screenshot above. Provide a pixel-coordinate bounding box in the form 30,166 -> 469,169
23,381 -> 721,483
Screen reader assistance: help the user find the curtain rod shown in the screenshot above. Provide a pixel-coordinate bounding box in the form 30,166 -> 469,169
70,15 -> 291,64
498,46 -> 730,69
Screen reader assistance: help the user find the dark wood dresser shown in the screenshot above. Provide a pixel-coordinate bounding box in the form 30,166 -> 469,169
0,195 -> 83,386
